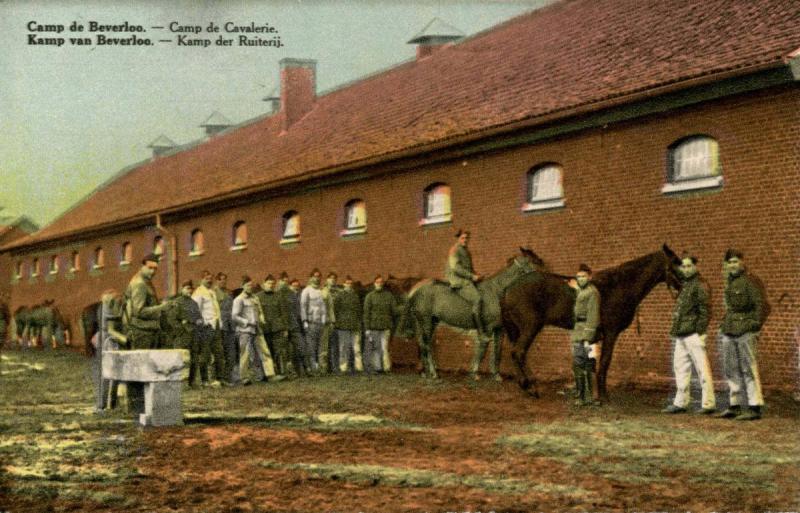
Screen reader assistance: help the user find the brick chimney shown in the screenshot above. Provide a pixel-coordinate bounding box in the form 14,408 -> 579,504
407,18 -> 464,60
147,135 -> 176,158
279,58 -> 317,131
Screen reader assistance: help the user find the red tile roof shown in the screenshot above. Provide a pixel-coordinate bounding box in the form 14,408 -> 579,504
8,0 -> 799,250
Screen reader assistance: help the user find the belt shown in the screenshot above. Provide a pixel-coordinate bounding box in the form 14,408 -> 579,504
576,316 -> 587,322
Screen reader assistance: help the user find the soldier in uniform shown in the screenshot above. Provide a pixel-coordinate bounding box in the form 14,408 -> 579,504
213,272 -> 238,385
570,264 -> 601,406
716,249 -> 765,421
662,254 -> 715,414
257,275 -> 295,379
446,230 -> 489,343
124,253 -> 172,350
192,270 -> 226,386
363,275 -> 397,373
321,272 -> 341,373
301,272 -> 326,375
286,277 -> 307,376
232,275 -> 278,385
174,280 -> 204,387
334,276 -> 362,374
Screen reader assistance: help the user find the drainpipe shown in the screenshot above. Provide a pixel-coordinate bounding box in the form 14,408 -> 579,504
155,214 -> 178,297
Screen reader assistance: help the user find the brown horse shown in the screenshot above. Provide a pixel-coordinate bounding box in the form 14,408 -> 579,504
501,244 -> 682,400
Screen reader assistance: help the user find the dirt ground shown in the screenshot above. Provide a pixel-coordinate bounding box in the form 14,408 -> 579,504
1,350 -> 799,513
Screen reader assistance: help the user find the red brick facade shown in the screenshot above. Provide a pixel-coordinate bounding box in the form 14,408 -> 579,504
5,84 -> 798,390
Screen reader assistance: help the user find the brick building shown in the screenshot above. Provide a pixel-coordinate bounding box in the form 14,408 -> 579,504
3,0 -> 798,390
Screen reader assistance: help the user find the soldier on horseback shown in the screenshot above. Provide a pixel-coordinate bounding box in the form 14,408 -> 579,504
446,230 -> 489,343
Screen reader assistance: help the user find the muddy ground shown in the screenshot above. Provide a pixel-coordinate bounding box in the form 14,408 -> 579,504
1,350 -> 798,513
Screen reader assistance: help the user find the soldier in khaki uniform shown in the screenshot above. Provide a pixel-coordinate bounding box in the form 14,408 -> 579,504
662,254 -> 715,414
716,249 -> 765,421
124,253 -> 172,350
446,230 -> 488,342
570,264 -> 601,406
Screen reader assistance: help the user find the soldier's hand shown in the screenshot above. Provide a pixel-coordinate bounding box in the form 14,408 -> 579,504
472,274 -> 481,282
698,334 -> 707,345
303,321 -> 309,330
283,330 -> 288,337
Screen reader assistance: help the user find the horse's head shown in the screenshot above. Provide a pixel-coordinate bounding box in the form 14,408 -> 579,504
662,243 -> 683,292
519,247 -> 546,269
510,249 -> 539,276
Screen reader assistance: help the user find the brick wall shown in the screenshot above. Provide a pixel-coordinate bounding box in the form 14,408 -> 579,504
5,84 -> 798,390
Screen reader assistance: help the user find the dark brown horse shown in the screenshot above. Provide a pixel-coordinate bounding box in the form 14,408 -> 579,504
501,244 -> 682,400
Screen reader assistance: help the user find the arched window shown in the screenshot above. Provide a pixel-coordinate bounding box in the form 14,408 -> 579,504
190,229 -> 205,255
14,261 -> 23,279
232,221 -> 248,249
421,183 -> 451,225
31,258 -> 40,277
70,251 -> 80,272
281,211 -> 300,244
523,163 -> 565,211
343,199 -> 366,235
49,255 -> 59,275
120,242 -> 133,265
663,135 -> 723,193
93,247 -> 105,269
153,236 -> 165,257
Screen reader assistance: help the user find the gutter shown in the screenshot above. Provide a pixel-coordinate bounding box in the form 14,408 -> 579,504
3,58 -> 797,254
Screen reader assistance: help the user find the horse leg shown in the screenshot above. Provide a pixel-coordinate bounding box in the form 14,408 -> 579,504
511,322 -> 543,397
490,329 -> 502,381
597,333 -> 618,401
425,322 -> 439,379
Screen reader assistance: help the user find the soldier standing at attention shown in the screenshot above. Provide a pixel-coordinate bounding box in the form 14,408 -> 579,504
334,276 -> 362,374
321,272 -> 341,374
446,230 -> 489,344
662,254 -> 715,414
716,249 -> 765,421
301,272 -> 326,375
363,275 -> 396,374
258,275 -> 295,379
570,264 -> 601,406
124,253 -> 172,350
286,277 -> 307,377
213,272 -> 237,385
192,270 -> 226,387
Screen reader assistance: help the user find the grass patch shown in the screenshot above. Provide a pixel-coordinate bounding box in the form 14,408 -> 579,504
258,460 -> 591,498
497,419 -> 799,490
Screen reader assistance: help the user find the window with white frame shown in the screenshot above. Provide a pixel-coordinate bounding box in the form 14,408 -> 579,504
14,261 -> 23,279
281,211 -> 300,244
190,229 -> 204,255
31,258 -> 40,277
663,135 -> 723,193
93,247 -> 105,269
70,251 -> 80,272
49,255 -> 59,274
120,242 -> 133,265
421,183 -> 451,225
343,199 -> 366,235
153,236 -> 165,257
232,221 -> 247,249
523,163 -> 565,211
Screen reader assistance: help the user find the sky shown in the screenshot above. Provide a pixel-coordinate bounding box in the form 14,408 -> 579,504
0,0 -> 552,229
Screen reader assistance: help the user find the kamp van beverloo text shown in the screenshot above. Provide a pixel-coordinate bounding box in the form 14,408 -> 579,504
26,21 -> 283,48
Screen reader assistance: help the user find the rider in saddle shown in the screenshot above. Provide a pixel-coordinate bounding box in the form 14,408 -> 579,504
446,230 -> 489,342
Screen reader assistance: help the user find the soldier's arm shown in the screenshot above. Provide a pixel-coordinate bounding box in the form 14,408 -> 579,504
695,285 -> 710,335
749,278 -> 764,332
106,317 -> 128,345
231,297 -> 247,329
130,283 -> 166,320
448,250 -> 473,280
584,289 -> 600,341
363,293 -> 372,329
300,290 -> 309,322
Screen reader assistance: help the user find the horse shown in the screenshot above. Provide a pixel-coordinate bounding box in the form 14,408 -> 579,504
501,244 -> 683,400
80,301 -> 103,357
404,247 -> 543,379
12,301 -> 70,349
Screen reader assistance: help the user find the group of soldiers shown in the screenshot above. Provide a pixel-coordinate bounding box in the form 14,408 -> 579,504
93,253 -> 401,411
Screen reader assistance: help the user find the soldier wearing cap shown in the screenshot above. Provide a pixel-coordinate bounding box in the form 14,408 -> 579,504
716,249 -> 765,421
334,276 -> 362,374
446,229 -> 489,343
174,280 -> 204,387
321,271 -> 341,373
662,253 -> 716,414
570,263 -> 601,406
257,274 -> 295,378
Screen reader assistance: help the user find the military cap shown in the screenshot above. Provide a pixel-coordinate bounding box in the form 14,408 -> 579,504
142,253 -> 160,264
181,279 -> 194,288
724,248 -> 744,261
578,263 -> 592,274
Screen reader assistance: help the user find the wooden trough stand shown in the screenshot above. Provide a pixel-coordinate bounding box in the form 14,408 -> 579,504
103,349 -> 188,427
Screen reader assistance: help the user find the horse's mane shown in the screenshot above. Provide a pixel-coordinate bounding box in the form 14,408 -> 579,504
592,250 -> 664,290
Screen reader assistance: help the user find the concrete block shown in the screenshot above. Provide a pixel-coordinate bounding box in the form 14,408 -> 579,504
102,349 -> 188,382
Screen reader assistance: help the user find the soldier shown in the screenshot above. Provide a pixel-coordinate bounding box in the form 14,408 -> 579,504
213,272 -> 238,385
321,272 -> 340,373
94,290 -> 127,413
446,230 -> 489,344
124,253 -> 172,350
286,277 -> 307,376
192,270 -> 226,386
570,264 -> 601,406
258,275 -> 295,378
232,275 -> 277,385
334,276 -> 362,374
175,280 -> 204,387
716,249 -> 765,421
662,254 -> 715,414
363,275 -> 397,373
300,271 -> 326,375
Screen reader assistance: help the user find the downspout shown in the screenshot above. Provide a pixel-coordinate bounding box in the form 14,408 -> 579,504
155,214 -> 178,297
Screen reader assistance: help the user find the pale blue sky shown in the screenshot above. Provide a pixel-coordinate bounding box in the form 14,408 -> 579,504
1,0 -> 551,228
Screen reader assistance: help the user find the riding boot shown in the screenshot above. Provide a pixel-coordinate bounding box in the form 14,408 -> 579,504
585,366 -> 600,406
572,365 -> 586,406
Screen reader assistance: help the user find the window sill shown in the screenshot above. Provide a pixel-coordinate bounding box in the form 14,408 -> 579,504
419,215 -> 452,227
230,244 -> 248,252
522,198 -> 565,212
661,176 -> 723,194
69,268 -> 79,273
279,237 -> 301,246
49,270 -> 59,275
92,265 -> 104,270
340,227 -> 366,237
119,261 -> 131,267
188,251 -> 205,257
